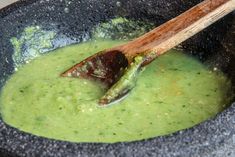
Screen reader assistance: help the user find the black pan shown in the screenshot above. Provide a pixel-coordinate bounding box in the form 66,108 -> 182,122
0,0 -> 235,156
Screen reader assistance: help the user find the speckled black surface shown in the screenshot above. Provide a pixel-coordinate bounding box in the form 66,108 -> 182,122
0,0 -> 235,156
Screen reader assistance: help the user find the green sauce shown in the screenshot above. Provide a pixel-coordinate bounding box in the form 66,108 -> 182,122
0,39 -> 232,143
11,26 -> 56,67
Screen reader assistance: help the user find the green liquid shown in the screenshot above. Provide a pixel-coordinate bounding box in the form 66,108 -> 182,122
0,40 -> 232,143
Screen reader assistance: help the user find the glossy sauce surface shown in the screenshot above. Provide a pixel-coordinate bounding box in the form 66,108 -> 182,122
0,40 -> 232,143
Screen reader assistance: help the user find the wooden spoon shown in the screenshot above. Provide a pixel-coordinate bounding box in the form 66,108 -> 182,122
61,0 -> 235,106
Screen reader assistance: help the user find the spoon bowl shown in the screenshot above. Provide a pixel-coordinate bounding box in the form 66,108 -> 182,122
61,50 -> 128,87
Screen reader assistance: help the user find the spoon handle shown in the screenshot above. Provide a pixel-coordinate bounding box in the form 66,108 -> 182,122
120,0 -> 235,61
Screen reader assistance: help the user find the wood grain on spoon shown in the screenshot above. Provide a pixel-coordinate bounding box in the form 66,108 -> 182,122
114,0 -> 235,62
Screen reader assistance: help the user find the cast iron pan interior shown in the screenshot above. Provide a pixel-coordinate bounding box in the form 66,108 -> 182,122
0,0 -> 235,156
